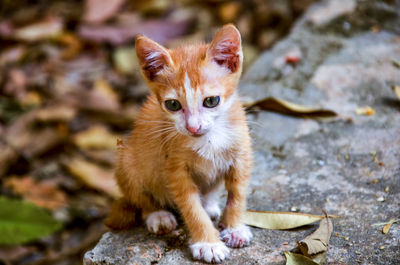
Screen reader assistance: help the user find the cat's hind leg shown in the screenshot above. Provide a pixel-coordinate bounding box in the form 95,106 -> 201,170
144,210 -> 178,234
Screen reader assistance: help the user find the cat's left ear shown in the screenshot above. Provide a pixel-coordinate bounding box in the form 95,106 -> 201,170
136,35 -> 174,82
206,24 -> 242,74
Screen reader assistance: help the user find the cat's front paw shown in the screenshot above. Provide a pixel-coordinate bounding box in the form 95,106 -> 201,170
220,224 -> 252,248
145,210 -> 177,234
190,241 -> 229,263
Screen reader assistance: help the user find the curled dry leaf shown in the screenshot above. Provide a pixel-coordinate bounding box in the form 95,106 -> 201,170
382,218 -> 398,234
285,251 -> 319,265
4,176 -> 68,210
63,157 -> 121,198
56,33 -> 82,60
392,85 -> 400,100
244,210 -> 339,230
297,214 -> 333,256
73,125 -> 120,150
245,97 -> 337,118
355,106 -> 375,116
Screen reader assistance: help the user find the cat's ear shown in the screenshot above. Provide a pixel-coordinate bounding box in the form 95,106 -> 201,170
136,35 -> 173,81
206,24 -> 242,74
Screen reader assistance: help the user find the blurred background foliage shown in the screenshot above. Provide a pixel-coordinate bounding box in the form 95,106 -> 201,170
0,0 -> 317,264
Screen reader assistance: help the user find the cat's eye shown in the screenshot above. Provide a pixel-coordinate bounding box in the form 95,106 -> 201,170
165,99 -> 182,111
203,96 -> 220,108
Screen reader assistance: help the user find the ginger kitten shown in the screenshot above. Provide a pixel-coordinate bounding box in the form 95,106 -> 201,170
106,24 -> 253,263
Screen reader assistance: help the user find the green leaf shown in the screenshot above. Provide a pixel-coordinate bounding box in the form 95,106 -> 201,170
0,196 -> 62,245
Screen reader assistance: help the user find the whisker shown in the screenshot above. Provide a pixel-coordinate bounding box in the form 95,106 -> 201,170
147,126 -> 176,136
159,131 -> 179,155
137,120 -> 174,124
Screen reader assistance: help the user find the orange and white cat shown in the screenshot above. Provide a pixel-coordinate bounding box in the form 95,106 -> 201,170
106,24 -> 253,263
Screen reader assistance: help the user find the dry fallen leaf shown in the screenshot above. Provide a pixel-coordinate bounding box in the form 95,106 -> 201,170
113,47 -> 139,74
83,0 -> 126,24
244,210 -> 338,230
73,125 -> 119,150
298,214 -> 333,256
382,218 -> 397,234
63,157 -> 121,198
14,16 -> 63,42
285,251 -> 319,265
35,105 -> 76,122
0,46 -> 26,66
355,106 -> 375,116
5,176 -> 67,210
79,18 -> 192,45
392,85 -> 400,100
245,97 -> 337,118
4,111 -> 69,158
56,33 -> 82,60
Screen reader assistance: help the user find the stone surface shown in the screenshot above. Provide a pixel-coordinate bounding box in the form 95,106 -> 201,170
84,0 -> 400,264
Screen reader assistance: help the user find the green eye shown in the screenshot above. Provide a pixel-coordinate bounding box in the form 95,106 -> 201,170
203,96 -> 220,108
165,99 -> 182,111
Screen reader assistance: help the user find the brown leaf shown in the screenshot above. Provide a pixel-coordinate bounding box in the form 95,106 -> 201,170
4,69 -> 28,101
0,245 -> 36,263
5,176 -> 68,210
245,97 -> 337,118
62,157 -> 121,198
0,46 -> 26,66
244,210 -> 339,230
0,141 -> 18,176
4,111 -> 69,158
14,16 -> 63,42
56,33 -> 82,60
35,104 -> 77,122
83,0 -> 126,24
73,125 -> 120,150
297,214 -> 333,256
82,149 -> 115,166
78,79 -> 120,112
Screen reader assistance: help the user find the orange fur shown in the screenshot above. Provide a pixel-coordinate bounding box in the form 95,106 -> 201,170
106,24 -> 252,261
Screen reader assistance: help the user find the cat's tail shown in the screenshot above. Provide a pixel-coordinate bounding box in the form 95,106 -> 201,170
105,197 -> 141,230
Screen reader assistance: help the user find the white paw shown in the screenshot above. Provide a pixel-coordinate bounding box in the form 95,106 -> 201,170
220,224 -> 252,248
145,210 -> 177,234
203,201 -> 221,220
190,241 -> 229,263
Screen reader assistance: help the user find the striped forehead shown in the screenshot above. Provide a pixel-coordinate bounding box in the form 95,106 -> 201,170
183,73 -> 202,109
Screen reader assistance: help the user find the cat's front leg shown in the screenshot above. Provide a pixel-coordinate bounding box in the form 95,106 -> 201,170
166,166 -> 229,263
219,162 -> 253,248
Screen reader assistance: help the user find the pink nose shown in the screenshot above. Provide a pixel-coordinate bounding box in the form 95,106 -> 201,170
186,125 -> 202,135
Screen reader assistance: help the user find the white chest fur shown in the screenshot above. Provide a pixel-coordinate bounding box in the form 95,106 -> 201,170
188,123 -> 237,193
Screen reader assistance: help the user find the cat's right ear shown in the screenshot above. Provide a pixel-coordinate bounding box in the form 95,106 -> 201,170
136,35 -> 173,82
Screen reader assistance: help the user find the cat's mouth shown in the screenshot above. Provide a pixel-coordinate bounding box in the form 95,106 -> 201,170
190,132 -> 204,138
